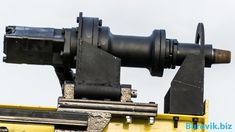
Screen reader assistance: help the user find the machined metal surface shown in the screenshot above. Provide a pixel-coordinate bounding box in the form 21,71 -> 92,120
58,98 -> 157,117
0,108 -> 88,127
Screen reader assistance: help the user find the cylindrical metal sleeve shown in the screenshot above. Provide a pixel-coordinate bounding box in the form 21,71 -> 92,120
99,27 -> 153,67
176,43 -> 213,67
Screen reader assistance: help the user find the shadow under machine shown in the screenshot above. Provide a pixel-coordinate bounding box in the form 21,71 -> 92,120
1,12 -> 231,131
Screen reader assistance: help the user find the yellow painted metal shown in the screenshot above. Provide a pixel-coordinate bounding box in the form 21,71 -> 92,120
0,101 -> 208,132
0,104 -> 56,132
0,122 -> 54,132
104,100 -> 208,132
0,104 -> 57,111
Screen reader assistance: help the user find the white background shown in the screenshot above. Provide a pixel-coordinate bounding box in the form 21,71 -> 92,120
0,0 -> 234,130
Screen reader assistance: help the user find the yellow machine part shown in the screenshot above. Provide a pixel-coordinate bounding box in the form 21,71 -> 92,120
0,101 -> 208,132
0,122 -> 54,132
0,104 -> 56,132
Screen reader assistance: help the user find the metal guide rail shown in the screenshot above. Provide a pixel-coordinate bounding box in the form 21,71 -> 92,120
57,98 -> 158,117
0,101 -> 208,132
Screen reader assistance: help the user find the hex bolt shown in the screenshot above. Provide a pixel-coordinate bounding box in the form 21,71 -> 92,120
173,116 -> 179,128
148,117 -> 155,125
125,116 -> 132,124
192,118 -> 198,129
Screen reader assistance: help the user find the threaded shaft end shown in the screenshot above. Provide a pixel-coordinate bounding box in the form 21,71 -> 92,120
213,49 -> 231,64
